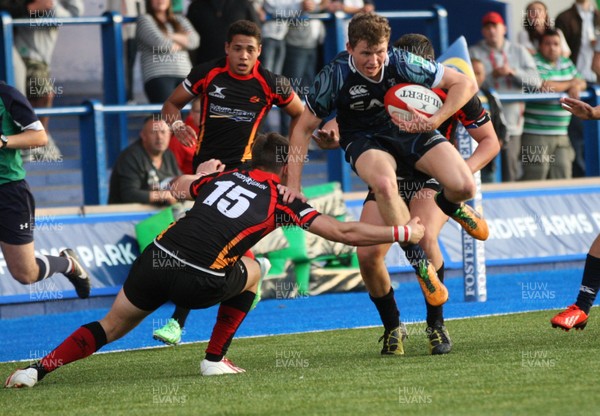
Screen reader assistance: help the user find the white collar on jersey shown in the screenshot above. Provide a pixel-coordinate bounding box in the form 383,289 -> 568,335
348,52 -> 389,84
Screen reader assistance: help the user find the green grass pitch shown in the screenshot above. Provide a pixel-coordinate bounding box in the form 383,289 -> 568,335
1,309 -> 598,416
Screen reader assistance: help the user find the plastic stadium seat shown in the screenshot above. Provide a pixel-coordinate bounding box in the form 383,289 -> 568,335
266,182 -> 358,295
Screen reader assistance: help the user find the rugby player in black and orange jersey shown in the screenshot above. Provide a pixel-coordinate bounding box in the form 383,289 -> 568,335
162,19 -> 304,172
5,133 -> 425,387
308,33 -> 500,356
157,20 -> 305,343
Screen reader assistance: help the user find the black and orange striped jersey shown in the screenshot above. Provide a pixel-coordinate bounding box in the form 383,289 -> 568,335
155,168 -> 320,275
183,57 -> 296,171
432,89 -> 490,142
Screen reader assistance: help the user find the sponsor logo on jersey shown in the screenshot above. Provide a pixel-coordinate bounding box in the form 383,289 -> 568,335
349,98 -> 384,111
349,85 -> 369,98
208,85 -> 227,99
209,103 -> 256,122
249,96 -> 261,103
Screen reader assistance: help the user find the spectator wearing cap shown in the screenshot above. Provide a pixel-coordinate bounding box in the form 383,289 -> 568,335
469,11 -> 542,182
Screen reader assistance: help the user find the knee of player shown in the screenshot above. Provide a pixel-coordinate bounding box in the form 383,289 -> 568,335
357,246 -> 386,268
455,178 -> 476,201
418,231 -> 438,252
12,269 -> 38,285
370,176 -> 398,199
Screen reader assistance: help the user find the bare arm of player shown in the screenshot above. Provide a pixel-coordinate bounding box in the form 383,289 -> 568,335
307,214 -> 425,246
560,97 -> 600,120
463,122 -> 501,174
429,66 -> 478,130
162,84 -> 198,147
281,93 -> 305,135
169,159 -> 225,200
3,128 -> 47,149
284,108 -> 323,203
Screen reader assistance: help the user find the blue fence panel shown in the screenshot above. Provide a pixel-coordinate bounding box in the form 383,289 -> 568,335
1,11 -> 599,205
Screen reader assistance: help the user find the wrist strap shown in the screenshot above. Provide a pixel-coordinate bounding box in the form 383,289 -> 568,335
393,225 -> 412,243
171,120 -> 185,131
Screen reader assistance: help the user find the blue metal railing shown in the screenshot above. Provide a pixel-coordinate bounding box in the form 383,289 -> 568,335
2,9 -> 599,207
0,12 -> 136,167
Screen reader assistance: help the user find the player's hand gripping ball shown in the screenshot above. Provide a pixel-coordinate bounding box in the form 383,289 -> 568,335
384,83 -> 443,122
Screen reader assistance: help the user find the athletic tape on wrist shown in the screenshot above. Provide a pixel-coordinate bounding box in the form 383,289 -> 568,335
171,120 -> 185,131
393,225 -> 412,243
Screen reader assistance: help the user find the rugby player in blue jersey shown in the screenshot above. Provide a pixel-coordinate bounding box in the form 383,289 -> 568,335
284,13 -> 487,356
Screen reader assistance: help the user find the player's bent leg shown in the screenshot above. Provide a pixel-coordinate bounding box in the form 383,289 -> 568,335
100,289 -> 152,343
355,149 -> 411,226
415,141 -> 476,202
5,290 -> 147,389
415,142 -> 489,241
409,192 -> 448,307
1,242 -> 92,298
359,244 -> 407,357
1,241 -> 39,284
358,201 -> 407,356
202,259 -> 263,376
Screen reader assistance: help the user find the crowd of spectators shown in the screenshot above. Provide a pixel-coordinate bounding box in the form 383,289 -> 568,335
1,0 -> 599,191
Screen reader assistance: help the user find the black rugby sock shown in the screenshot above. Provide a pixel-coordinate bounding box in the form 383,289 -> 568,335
575,254 -> 600,314
402,244 -> 427,273
435,190 -> 461,217
370,287 -> 400,331
35,255 -> 70,282
171,306 -> 191,328
426,263 -> 445,327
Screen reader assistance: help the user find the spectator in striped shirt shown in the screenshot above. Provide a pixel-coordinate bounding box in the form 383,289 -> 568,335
136,0 -> 200,103
521,28 -> 586,181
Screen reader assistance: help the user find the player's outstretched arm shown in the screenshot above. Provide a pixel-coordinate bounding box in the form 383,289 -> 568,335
560,97 -> 600,120
307,215 -> 425,246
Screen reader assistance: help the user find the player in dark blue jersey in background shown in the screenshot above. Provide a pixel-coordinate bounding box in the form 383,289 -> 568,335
284,13 -> 487,356
5,133 -> 426,387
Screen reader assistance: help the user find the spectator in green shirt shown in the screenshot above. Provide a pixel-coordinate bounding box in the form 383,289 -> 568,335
521,28 -> 586,180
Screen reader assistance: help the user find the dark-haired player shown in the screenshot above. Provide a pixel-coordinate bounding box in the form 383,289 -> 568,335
5,133 -> 425,387
284,13 -> 486,356
155,19 -> 305,344
0,81 -> 90,299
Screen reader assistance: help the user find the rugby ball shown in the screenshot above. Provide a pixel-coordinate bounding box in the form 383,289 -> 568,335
384,83 -> 443,121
